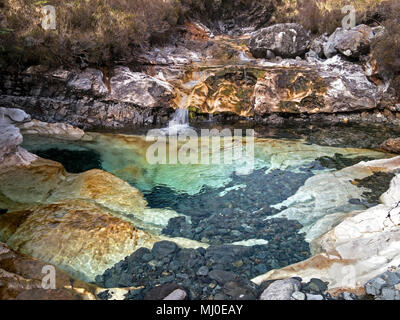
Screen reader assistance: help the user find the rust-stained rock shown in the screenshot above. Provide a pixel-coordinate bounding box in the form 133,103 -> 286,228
253,56 -> 382,114
179,67 -> 258,116
381,138 -> 400,154
183,22 -> 212,41
0,200 -> 157,282
173,53 -> 381,117
0,242 -> 98,300
0,157 -> 148,219
254,67 -> 327,114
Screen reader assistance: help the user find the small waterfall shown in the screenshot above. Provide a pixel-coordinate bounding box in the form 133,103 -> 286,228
169,108 -> 189,127
166,108 -> 189,134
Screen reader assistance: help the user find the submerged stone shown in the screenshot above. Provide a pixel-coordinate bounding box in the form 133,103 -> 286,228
152,241 -> 179,258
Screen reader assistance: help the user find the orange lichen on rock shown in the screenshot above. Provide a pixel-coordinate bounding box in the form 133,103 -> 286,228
183,22 -> 210,42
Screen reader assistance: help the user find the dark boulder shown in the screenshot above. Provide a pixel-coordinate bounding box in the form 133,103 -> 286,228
144,283 -> 183,300
208,270 -> 238,285
205,245 -> 254,264
249,23 -> 311,59
151,241 -> 178,259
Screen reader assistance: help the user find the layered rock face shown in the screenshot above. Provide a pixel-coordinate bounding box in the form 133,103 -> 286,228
253,56 -> 382,114
177,56 -> 382,117
0,66 -> 175,130
1,21 -> 397,126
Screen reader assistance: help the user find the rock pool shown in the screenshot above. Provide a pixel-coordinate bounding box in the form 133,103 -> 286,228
19,122 -> 397,299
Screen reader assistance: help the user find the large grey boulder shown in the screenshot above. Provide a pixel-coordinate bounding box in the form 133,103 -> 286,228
109,66 -> 174,108
324,24 -> 375,59
0,66 -> 175,130
67,68 -> 108,96
260,278 -> 301,300
249,23 -> 311,59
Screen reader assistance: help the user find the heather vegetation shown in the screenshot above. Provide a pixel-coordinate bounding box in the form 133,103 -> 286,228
370,1 -> 400,83
0,0 -> 399,72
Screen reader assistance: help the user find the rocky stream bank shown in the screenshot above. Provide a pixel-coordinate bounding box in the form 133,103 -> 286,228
1,19 -> 400,300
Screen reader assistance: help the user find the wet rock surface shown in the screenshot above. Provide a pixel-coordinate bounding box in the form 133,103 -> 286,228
97,257 -> 361,301
255,159 -> 400,294
314,153 -> 376,171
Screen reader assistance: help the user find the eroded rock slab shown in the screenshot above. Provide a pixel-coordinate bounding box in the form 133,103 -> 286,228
0,200 -> 157,282
109,66 -> 174,108
17,120 -> 86,141
271,156 -> 400,242
0,67 -> 175,129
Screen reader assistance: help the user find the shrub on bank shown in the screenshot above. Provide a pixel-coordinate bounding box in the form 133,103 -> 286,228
0,0 -> 283,71
370,0 -> 400,96
0,0 -> 399,72
0,0 -> 181,70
